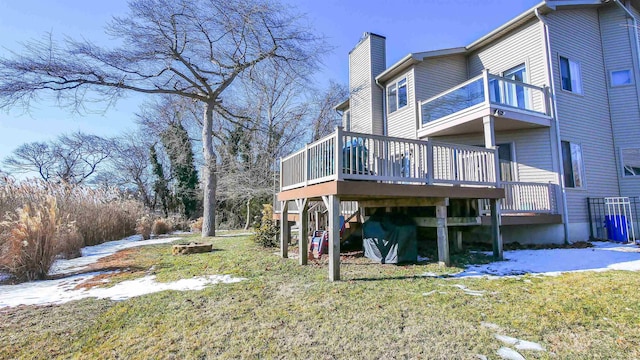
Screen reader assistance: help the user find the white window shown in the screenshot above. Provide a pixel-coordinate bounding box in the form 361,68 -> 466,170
387,77 -> 408,113
611,69 -> 633,87
560,56 -> 583,94
503,64 -> 529,109
621,148 -> 640,176
561,140 -> 585,188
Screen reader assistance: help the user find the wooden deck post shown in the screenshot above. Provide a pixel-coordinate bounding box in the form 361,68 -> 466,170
325,195 -> 341,281
280,201 -> 289,258
436,199 -> 450,266
296,198 -> 309,265
490,198 -> 503,260
455,230 -> 463,251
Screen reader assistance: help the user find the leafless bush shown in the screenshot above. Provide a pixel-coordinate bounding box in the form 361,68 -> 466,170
136,215 -> 153,240
190,217 -> 203,233
151,219 -> 171,236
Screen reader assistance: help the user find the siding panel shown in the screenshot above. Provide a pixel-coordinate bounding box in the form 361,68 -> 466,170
547,8 -> 619,229
386,69 -> 416,139
415,55 -> 468,101
436,128 -> 557,184
349,38 -> 372,134
607,4 -> 640,196
348,34 -> 386,135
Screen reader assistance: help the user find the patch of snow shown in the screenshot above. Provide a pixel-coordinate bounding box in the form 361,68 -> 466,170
495,334 -> 544,351
417,255 -> 430,262
496,347 -> 525,360
419,272 -> 439,277
0,273 -> 245,308
218,232 -> 253,237
480,322 -> 501,331
422,290 -> 437,296
0,272 -> 11,282
475,355 -> 488,360
456,242 -> 640,277
449,284 -> 486,296
49,235 -> 181,276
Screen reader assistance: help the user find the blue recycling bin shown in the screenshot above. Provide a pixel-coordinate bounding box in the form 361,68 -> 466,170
604,215 -> 628,242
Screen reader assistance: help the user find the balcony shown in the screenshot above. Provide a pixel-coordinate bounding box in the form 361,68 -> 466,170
278,128 -> 559,216
280,128 -> 498,191
418,70 -> 552,137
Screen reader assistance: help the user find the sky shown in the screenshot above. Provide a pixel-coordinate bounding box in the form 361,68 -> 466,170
0,0 -> 541,164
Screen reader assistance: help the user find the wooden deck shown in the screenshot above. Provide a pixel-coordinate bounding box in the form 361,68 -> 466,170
277,180 -> 506,281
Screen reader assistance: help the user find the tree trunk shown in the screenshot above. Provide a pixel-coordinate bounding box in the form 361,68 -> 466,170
201,103 -> 217,237
244,197 -> 252,230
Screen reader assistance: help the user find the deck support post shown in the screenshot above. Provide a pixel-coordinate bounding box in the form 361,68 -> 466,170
280,201 -> 289,258
490,198 -> 503,260
436,199 -> 450,266
324,195 -> 341,281
455,230 -> 463,251
296,198 -> 309,265
483,115 -> 496,148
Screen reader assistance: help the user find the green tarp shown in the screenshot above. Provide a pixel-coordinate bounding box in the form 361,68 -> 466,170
362,213 -> 417,264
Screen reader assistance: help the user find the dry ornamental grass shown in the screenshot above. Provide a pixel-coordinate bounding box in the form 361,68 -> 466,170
0,178 -> 147,281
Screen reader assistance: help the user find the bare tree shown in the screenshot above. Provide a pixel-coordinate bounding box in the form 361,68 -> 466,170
105,132 -> 155,207
3,142 -> 55,181
309,81 -> 349,141
216,63 -> 311,228
0,0 -> 325,236
3,132 -> 111,184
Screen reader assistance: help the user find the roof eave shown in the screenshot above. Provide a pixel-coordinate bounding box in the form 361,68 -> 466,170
466,0 -> 606,52
333,98 -> 349,111
375,54 -> 419,83
375,47 -> 467,83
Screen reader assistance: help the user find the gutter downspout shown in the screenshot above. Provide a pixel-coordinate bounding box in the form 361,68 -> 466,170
535,8 -> 570,244
375,79 -> 387,136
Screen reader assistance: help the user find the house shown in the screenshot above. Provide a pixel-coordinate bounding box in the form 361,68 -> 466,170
276,0 -> 640,280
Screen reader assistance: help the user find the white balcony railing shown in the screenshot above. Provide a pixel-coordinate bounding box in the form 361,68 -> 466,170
419,70 -> 550,126
479,182 -> 558,215
280,128 -> 498,191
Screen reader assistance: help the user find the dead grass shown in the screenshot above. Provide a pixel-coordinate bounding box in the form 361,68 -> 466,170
0,179 -> 146,281
1,235 -> 639,359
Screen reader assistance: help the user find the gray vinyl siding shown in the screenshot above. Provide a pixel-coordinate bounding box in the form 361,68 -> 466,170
435,128 -> 557,184
370,35 -> 386,135
386,69 -> 416,139
414,55 -> 468,102
547,8 -> 620,225
468,20 -> 548,114
348,34 -> 386,135
468,19 -> 547,90
349,38 -> 373,134
609,3 -> 640,196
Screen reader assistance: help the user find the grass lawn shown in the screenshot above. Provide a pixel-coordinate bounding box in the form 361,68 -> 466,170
1,233 -> 639,359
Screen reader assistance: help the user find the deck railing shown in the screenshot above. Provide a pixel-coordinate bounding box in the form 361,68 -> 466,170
419,70 -> 550,126
479,182 -> 558,214
280,128 -> 498,191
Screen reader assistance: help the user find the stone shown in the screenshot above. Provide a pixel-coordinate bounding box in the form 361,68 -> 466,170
172,242 -> 213,255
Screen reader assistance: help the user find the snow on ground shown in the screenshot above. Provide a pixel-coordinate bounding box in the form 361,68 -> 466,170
0,274 -> 245,308
457,241 -> 640,277
49,235 -> 181,276
0,233 -> 245,308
